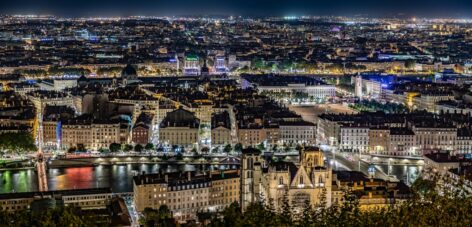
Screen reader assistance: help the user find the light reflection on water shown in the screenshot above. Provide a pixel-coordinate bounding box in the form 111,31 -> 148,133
0,163 -> 417,193
0,164 -> 236,193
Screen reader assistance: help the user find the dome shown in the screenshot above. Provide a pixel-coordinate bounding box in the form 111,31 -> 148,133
121,64 -> 137,80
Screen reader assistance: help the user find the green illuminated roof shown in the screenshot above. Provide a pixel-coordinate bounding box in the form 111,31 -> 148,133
186,54 -> 199,61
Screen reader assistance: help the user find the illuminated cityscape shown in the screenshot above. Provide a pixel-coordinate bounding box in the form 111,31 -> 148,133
1,0 -> 472,226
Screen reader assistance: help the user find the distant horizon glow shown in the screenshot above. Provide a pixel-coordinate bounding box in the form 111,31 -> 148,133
1,0 -> 472,18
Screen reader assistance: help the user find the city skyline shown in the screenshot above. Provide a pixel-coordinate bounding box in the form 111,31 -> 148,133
0,1 -> 472,226
1,0 -> 472,17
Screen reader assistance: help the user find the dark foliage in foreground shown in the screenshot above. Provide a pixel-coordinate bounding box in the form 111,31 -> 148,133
206,175 -> 472,227
0,206 -> 107,227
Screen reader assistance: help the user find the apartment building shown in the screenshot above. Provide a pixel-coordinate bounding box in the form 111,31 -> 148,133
133,170 -> 240,222
159,108 -> 200,147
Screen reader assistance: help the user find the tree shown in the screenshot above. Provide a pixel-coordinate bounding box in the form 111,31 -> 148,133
175,153 -> 183,161
221,202 -> 243,226
405,59 -> 416,70
298,199 -> 314,226
295,144 -> 303,153
98,148 -> 107,153
251,58 -> 265,70
223,144 -> 232,153
284,145 -> 291,152
196,211 -> 215,225
171,145 -> 179,153
201,147 -> 210,154
134,144 -> 143,152
141,206 -> 175,227
234,143 -> 243,152
123,144 -> 133,152
76,144 -> 86,152
0,206 -> 101,226
67,147 -> 77,153
279,191 -> 293,226
109,143 -> 121,152
0,132 -> 36,153
212,177 -> 472,226
257,142 -> 265,151
145,143 -> 154,151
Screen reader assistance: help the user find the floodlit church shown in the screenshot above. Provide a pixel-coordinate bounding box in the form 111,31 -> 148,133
241,146 -> 332,212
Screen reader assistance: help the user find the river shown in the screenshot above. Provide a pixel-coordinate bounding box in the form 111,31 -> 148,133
0,162 -> 421,194
0,164 -> 237,193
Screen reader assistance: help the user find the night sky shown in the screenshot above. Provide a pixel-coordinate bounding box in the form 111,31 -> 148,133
0,0 -> 471,17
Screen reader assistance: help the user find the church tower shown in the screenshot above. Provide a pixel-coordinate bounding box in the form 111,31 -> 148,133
355,73 -> 363,99
241,147 -> 263,211
301,146 -> 332,207
301,146 -> 325,173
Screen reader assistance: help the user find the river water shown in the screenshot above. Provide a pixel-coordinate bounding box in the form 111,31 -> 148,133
0,163 -> 421,194
0,164 -> 237,193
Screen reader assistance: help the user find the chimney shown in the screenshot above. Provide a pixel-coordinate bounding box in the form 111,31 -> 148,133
187,171 -> 191,181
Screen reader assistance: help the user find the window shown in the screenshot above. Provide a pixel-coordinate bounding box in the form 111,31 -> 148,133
279,177 -> 283,185
299,176 -> 304,184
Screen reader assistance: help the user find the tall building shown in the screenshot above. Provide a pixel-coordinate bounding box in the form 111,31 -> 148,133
240,148 -> 264,211
355,74 -> 363,99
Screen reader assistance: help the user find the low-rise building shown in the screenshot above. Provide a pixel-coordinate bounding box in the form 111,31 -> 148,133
388,128 -> 417,156
211,111 -> 232,146
368,127 -> 390,154
237,125 -> 266,147
331,171 -> 410,210
0,188 -> 113,212
159,108 -> 200,147
132,113 -> 153,145
61,117 -> 125,151
340,125 -> 370,154
279,120 -> 316,146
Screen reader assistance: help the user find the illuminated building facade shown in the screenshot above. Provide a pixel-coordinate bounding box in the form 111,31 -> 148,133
159,108 -> 200,147
214,56 -> 228,74
183,55 -> 200,76
133,170 -> 240,222
61,120 -> 125,151
241,147 -> 332,212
